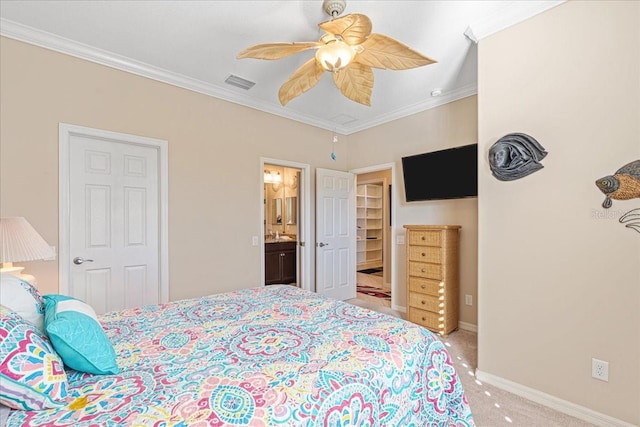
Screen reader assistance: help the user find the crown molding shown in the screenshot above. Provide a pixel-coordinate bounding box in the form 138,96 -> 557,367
342,83 -> 477,134
0,18 -> 344,131
0,18 -> 478,135
467,1 -> 565,41
5,8 -> 549,135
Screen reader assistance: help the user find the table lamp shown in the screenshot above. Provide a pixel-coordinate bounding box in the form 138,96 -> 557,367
0,217 -> 55,280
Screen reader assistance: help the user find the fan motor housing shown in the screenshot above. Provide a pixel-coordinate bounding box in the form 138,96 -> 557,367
323,0 -> 346,17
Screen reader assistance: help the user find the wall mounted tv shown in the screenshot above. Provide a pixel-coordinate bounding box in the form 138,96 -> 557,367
401,143 -> 478,202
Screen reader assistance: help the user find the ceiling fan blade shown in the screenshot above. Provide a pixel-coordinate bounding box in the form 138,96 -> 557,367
357,33 -> 436,70
319,14 -> 372,46
237,42 -> 320,60
278,58 -> 325,106
332,62 -> 374,106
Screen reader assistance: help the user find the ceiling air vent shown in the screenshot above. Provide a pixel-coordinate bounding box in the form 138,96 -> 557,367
330,114 -> 357,125
225,74 -> 255,90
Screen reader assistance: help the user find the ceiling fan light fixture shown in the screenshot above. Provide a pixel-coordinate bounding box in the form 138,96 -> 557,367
237,11 -> 435,106
315,40 -> 356,72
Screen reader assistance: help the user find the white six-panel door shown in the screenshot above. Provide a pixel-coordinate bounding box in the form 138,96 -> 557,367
60,124 -> 167,314
315,168 -> 356,300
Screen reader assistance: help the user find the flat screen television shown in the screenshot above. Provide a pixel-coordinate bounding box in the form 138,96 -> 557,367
401,143 -> 478,202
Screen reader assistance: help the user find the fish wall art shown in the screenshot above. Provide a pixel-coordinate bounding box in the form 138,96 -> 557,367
488,133 -> 548,181
595,159 -> 640,233
595,160 -> 640,208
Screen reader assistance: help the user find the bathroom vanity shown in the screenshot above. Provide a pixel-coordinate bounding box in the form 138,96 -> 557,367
265,240 -> 297,285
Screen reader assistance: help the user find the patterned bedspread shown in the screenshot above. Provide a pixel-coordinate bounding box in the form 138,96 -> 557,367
7,285 -> 474,426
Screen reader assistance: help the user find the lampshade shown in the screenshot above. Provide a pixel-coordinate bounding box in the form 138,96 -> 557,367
1,217 -> 55,270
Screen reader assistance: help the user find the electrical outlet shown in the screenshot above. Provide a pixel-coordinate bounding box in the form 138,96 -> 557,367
592,358 -> 609,382
465,294 -> 473,306
396,235 -> 405,245
252,236 -> 259,246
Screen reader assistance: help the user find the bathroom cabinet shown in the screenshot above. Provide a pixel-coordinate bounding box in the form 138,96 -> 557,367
265,241 -> 297,285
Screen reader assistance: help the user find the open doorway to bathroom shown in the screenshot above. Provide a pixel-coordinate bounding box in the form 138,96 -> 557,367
354,167 -> 393,309
264,164 -> 300,286
261,158 -> 311,292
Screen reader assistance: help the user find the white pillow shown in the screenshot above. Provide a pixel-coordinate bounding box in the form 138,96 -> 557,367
0,273 -> 45,333
0,404 -> 9,426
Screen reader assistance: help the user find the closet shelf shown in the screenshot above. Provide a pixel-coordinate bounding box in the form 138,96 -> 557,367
356,183 -> 384,271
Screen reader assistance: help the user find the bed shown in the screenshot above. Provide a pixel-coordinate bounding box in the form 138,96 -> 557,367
3,285 -> 474,426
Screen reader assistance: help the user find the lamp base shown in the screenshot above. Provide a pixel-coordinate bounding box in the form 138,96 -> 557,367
0,265 -> 36,285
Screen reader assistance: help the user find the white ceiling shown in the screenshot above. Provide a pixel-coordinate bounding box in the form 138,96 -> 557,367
0,1 -> 563,134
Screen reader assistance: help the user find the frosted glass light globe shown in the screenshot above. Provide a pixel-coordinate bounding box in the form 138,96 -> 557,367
316,40 -> 355,72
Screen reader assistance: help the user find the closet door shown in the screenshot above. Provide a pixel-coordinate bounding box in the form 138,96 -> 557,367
62,124 -> 167,314
315,168 -> 356,301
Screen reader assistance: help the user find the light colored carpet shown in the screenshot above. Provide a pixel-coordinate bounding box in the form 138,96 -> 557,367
345,297 -> 596,427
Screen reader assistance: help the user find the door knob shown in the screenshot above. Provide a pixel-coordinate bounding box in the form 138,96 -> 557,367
73,257 -> 94,265
317,242 -> 328,247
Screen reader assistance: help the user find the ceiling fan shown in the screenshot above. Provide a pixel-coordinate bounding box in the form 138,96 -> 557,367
237,0 -> 436,107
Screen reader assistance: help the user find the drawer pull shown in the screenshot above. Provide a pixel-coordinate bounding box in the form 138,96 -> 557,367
421,236 -> 426,240
421,316 -> 426,321
421,252 -> 426,257
421,268 -> 426,273
421,300 -> 426,305
420,284 -> 426,289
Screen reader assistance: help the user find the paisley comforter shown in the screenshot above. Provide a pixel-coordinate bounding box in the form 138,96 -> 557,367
6,285 -> 474,426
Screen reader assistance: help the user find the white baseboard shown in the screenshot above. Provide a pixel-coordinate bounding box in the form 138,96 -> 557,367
475,370 -> 636,427
458,321 -> 477,332
392,304 -> 406,313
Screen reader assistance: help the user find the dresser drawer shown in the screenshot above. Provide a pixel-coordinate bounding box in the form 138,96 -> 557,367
408,261 -> 442,280
408,230 -> 441,247
408,292 -> 441,313
408,307 -> 441,331
408,277 -> 442,296
408,245 -> 441,263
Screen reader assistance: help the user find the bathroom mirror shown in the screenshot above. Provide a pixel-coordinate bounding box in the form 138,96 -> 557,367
272,198 -> 282,225
285,197 -> 297,225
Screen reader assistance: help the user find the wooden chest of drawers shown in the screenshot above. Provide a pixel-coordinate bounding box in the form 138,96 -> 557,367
403,225 -> 460,337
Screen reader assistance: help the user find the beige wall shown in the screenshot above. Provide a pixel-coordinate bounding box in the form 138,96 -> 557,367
0,36 -> 479,324
347,96 -> 479,326
478,1 -> 639,424
0,36 -> 348,300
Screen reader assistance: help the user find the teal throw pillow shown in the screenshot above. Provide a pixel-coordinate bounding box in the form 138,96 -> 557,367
43,295 -> 120,375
